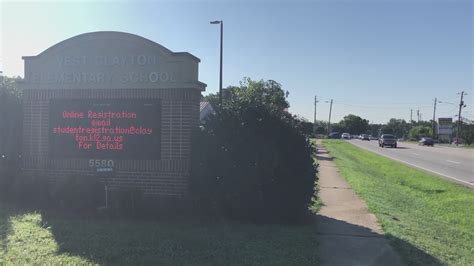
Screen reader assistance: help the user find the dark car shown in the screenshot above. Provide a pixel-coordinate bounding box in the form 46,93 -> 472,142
419,137 -> 434,146
329,132 -> 341,139
360,134 -> 370,141
379,134 -> 397,148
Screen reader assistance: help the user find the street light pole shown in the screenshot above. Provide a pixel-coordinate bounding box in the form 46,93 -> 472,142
314,95 -> 318,135
327,99 -> 333,136
432,98 -> 437,139
210,20 -> 223,105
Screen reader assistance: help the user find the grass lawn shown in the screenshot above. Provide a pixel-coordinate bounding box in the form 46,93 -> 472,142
322,139 -> 474,265
0,204 -> 319,265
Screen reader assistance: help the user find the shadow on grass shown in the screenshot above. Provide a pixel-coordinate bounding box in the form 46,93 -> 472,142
386,234 -> 443,266
0,205 -> 10,253
43,210 -> 441,265
42,211 -> 321,265
314,214 -> 441,266
1,203 -> 442,265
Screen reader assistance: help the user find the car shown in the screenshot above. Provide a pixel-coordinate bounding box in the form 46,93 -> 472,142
379,134 -> 397,148
328,132 -> 341,139
369,135 -> 378,140
419,137 -> 434,146
360,134 -> 370,141
341,133 -> 351,139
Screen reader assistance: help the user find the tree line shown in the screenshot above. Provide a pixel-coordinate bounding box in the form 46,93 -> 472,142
311,114 -> 473,144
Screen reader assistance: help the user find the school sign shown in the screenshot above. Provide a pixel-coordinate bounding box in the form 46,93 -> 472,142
21,31 -> 206,196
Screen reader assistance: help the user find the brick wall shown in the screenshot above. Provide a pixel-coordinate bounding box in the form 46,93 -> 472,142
21,88 -> 201,196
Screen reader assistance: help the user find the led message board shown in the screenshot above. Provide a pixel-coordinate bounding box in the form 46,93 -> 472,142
49,99 -> 161,159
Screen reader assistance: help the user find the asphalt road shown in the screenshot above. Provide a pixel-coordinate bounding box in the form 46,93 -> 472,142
347,139 -> 474,189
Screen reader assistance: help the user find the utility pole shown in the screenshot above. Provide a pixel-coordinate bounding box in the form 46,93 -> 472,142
417,110 -> 420,123
313,96 -> 318,135
327,99 -> 333,135
432,98 -> 437,139
456,91 -> 466,145
410,109 -> 413,123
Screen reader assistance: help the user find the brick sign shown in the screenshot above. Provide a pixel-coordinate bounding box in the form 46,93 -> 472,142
21,31 -> 206,196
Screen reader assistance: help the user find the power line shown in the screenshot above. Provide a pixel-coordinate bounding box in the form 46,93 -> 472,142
337,100 -> 431,105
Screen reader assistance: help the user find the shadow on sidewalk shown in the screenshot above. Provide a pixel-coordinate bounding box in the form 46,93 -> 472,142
315,155 -> 334,162
314,214 -> 441,266
315,149 -> 335,162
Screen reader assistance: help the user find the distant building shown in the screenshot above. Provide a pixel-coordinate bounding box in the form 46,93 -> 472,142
200,101 -> 215,122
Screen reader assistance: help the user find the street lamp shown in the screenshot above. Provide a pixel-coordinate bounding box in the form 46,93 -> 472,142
438,100 -> 455,105
210,20 -> 223,105
326,99 -> 333,136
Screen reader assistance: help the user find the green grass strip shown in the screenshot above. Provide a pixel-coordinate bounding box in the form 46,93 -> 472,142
0,204 -> 319,265
322,140 -> 474,266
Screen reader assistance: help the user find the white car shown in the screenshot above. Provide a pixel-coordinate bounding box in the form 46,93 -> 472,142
341,133 -> 351,139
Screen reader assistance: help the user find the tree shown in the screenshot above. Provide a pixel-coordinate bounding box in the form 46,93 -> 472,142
314,124 -> 327,135
338,114 -> 369,134
384,118 -> 410,138
408,126 -> 432,140
292,116 -> 314,136
0,76 -> 23,161
460,123 -> 474,145
368,123 -> 383,137
202,86 -> 236,108
331,123 -> 345,133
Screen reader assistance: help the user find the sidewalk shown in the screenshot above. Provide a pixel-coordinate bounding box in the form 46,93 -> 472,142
315,141 -> 404,266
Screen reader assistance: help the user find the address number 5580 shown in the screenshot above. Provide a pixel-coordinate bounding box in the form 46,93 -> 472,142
88,159 -> 114,168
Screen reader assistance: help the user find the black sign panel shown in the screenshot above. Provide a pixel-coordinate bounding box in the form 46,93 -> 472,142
49,99 -> 161,159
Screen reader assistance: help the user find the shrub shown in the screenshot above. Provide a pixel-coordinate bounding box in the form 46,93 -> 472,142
191,79 -> 317,223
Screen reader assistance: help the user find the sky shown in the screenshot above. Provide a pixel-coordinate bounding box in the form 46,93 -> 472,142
1,0 -> 472,123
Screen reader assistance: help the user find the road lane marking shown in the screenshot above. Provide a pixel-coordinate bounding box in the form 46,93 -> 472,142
347,141 -> 474,188
446,160 -> 461,164
412,153 -> 420,156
